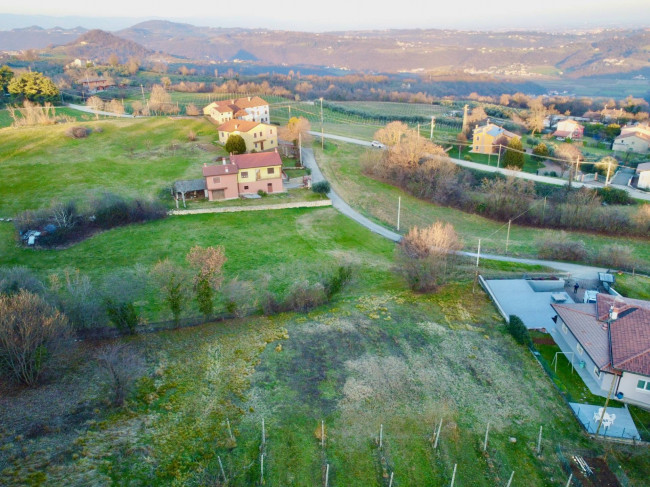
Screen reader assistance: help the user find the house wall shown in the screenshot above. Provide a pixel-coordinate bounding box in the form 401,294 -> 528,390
205,174 -> 239,201
244,105 -> 270,124
638,171 -> 650,190
554,318 -> 611,393
472,130 -> 496,154
617,372 -> 650,408
237,165 -> 283,194
238,178 -> 283,195
613,136 -> 650,154
219,125 -> 277,153
208,109 -> 233,125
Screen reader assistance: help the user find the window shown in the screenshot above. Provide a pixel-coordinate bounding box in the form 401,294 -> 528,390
241,171 -> 249,178
637,379 -> 650,391
562,324 -> 568,334
268,167 -> 275,174
594,366 -> 600,378
244,185 -> 249,190
254,133 -> 257,138
576,343 -> 584,355
213,177 -> 220,183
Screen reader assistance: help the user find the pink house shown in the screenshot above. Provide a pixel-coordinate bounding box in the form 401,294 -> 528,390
202,150 -> 285,201
553,119 -> 584,140
203,159 -> 239,201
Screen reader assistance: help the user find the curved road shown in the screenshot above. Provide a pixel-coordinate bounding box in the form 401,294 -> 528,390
301,146 -> 608,279
308,131 -> 650,202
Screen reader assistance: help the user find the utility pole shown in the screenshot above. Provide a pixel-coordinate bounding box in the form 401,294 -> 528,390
605,158 -> 613,186
430,116 -> 435,139
476,239 -> 481,267
497,146 -> 502,168
505,220 -> 512,254
140,84 -> 146,105
299,132 -> 302,166
397,197 -> 401,231
320,97 -> 324,149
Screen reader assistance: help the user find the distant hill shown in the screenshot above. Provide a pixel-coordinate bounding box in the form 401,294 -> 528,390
0,25 -> 87,50
115,22 -> 650,78
58,29 -> 151,62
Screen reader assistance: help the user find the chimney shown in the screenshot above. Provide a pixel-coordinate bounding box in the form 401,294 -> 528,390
274,147 -> 278,153
248,96 -> 251,101
203,162 -> 207,167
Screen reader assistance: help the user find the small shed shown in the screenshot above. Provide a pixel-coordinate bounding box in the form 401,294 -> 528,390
173,179 -> 207,208
598,272 -> 616,291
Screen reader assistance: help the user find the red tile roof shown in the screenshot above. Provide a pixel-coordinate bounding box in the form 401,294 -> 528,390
553,294 -> 650,377
230,151 -> 282,169
218,119 -> 260,133
202,163 -> 238,176
234,96 -> 268,109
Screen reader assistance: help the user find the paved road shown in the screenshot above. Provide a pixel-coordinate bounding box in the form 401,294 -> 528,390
303,145 -> 610,279
67,103 -> 137,118
311,131 -> 650,202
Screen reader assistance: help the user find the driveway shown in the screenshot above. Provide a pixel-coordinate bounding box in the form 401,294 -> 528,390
302,146 -> 610,279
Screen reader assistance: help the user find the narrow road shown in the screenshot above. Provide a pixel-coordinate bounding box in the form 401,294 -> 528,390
67,103 -> 137,118
310,131 -> 650,202
301,146 -> 610,279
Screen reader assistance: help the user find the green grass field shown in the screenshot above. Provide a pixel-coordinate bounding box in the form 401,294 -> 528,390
313,139 -> 650,270
0,117 -> 224,215
4,206 -> 644,485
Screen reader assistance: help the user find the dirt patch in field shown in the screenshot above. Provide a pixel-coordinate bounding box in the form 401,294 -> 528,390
570,457 -> 621,487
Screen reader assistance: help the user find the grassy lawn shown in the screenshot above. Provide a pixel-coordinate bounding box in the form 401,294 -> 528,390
614,273 -> 650,300
313,139 -> 650,271
0,117 -> 224,215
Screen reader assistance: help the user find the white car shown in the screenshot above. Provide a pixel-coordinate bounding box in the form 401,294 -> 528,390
370,140 -> 386,149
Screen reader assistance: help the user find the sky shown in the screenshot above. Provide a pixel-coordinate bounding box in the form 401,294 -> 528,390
1,0 -> 650,31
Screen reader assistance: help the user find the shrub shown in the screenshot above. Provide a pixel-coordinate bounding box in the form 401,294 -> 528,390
312,180 -> 331,195
257,189 -> 268,197
593,244 -> 637,271
596,187 -> 633,205
322,265 -> 353,299
225,134 -> 246,154
93,193 -> 166,229
507,315 -> 531,346
0,290 -> 70,385
537,235 -> 588,262
65,126 -> 89,139
185,103 -> 200,116
187,130 -> 197,141
105,299 -> 139,334
283,281 -> 326,312
222,279 -> 256,318
0,266 -> 45,296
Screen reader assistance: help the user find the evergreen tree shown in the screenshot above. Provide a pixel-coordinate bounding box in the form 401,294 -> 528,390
8,72 -> 59,103
503,137 -> 525,170
225,134 -> 246,154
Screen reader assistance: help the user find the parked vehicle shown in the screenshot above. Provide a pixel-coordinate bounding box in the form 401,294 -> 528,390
371,140 -> 386,149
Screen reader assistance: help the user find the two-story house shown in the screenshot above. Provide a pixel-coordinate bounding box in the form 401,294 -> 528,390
217,120 -> 278,152
612,125 -> 650,154
551,293 -> 650,409
471,123 -> 517,154
201,150 -> 284,201
203,96 -> 270,125
553,119 -> 584,140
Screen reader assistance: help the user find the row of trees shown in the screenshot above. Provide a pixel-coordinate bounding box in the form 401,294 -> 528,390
364,122 -> 650,240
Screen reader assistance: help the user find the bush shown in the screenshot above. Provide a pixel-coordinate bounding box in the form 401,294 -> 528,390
0,290 -> 70,385
322,265 -> 353,299
66,126 -> 90,139
283,281 -> 327,312
257,189 -> 268,197
312,180 -> 331,195
93,193 -> 166,229
222,279 -> 256,318
537,235 -> 588,262
593,244 -> 637,271
507,315 -> 531,346
187,130 -> 197,141
596,187 -> 633,205
105,299 -> 139,334
0,266 -> 45,296
225,134 -> 246,154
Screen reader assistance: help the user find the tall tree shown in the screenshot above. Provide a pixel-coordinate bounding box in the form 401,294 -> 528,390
503,137 -> 525,170
186,246 -> 226,320
0,65 -> 14,93
225,134 -> 246,154
8,72 -> 59,103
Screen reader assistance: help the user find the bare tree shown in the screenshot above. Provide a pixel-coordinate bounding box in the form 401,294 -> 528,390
0,290 -> 70,385
107,99 -> 125,115
525,97 -> 547,135
398,222 -> 462,292
187,246 -> 226,320
96,343 -> 143,406
148,84 -> 178,115
279,116 -> 312,146
86,96 -> 104,112
151,260 -> 190,325
185,103 -> 200,116
373,121 -> 408,147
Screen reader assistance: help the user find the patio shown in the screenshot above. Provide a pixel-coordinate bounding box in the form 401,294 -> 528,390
570,403 -> 641,441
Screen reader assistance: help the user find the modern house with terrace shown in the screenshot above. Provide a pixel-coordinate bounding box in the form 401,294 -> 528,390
551,293 -> 650,409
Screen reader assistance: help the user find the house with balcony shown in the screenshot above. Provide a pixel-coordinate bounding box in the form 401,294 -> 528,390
217,119 -> 278,153
200,150 -> 284,201
550,293 -> 650,409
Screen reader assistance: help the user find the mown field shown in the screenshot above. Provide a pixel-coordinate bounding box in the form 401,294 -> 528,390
0,117 -> 224,215
313,139 -> 650,270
